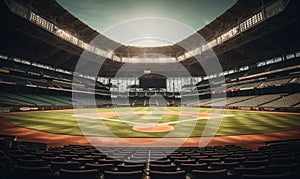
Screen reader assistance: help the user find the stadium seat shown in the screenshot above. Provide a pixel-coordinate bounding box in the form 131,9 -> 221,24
190,155 -> 209,160
71,158 -> 95,166
247,155 -> 269,161
50,161 -> 80,173
98,159 -> 121,167
180,163 -> 208,173
269,153 -> 291,160
234,166 -> 267,176
123,160 -> 146,165
230,154 -> 246,158
45,150 -> 63,156
271,157 -> 295,165
107,154 -> 127,161
13,165 -> 53,179
168,155 -> 189,161
267,163 -> 299,174
224,157 -> 246,164
246,152 -> 264,157
117,163 -> 145,172
149,156 -> 167,161
149,170 -> 186,179
17,159 -> 47,167
174,159 -> 197,166
241,173 -> 293,179
149,160 -> 172,165
211,154 -> 229,160
104,170 -> 144,179
59,154 -> 78,161
85,163 -> 114,173
130,156 -> 148,161
192,169 -> 228,179
211,161 -> 240,170
9,154 -> 37,160
149,164 -> 177,172
42,156 -> 67,164
243,159 -> 269,167
59,168 -> 99,179
33,152 -> 55,158
198,158 -> 222,165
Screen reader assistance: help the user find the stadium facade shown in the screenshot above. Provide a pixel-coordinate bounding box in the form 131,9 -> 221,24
0,0 -> 299,112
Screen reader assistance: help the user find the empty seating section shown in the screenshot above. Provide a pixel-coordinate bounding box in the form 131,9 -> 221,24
130,97 -> 174,107
18,94 -> 58,105
223,76 -> 294,92
0,60 -> 71,81
200,98 -> 227,107
194,71 -> 297,96
261,93 -> 300,107
42,95 -> 72,105
293,103 -> 300,108
96,99 -> 110,106
0,92 -> 37,105
190,94 -> 300,108
0,92 -> 111,107
198,96 -> 258,107
200,98 -> 225,106
190,98 -> 212,106
0,95 -> 33,106
1,138 -> 300,178
229,94 -> 282,107
262,78 -> 291,87
2,90 -> 300,109
226,96 -> 256,105
73,97 -> 96,106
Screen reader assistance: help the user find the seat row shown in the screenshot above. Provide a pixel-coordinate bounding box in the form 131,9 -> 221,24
1,139 -> 300,178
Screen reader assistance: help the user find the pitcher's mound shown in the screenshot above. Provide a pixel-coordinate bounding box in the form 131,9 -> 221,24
133,123 -> 174,132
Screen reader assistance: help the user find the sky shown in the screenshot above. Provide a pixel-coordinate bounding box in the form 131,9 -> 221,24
56,0 -> 237,46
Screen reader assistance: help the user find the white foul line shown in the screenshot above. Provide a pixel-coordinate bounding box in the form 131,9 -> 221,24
74,114 -> 234,125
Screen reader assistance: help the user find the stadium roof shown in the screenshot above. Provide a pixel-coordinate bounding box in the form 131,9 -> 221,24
55,0 -> 237,47
0,0 -> 299,77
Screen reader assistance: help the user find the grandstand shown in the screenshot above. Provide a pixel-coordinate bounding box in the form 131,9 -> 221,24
0,0 -> 300,178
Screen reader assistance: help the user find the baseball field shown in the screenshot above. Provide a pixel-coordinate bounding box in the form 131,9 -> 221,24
1,107 -> 300,138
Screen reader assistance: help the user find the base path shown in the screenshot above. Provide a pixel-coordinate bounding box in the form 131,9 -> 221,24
1,117 -> 300,149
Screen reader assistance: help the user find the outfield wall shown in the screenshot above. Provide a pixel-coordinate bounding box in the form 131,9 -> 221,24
0,104 -> 112,113
1,104 -> 300,113
198,105 -> 300,112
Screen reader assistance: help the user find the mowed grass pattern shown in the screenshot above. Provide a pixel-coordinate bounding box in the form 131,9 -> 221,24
1,107 -> 300,137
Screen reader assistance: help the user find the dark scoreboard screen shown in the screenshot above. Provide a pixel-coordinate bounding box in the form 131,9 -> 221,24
140,78 -> 166,89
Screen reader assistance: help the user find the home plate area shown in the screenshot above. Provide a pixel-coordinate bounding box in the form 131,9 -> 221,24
132,123 -> 174,132
75,110 -> 233,133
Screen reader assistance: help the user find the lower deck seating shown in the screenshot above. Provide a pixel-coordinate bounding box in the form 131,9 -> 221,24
0,139 -> 300,178
0,92 -> 111,107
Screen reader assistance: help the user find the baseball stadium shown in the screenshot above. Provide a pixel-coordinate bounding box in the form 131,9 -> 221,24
0,0 -> 300,178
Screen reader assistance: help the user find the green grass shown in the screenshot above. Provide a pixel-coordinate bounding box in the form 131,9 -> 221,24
1,107 -> 300,137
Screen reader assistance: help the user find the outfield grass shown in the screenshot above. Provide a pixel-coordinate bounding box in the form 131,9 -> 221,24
1,107 -> 300,137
